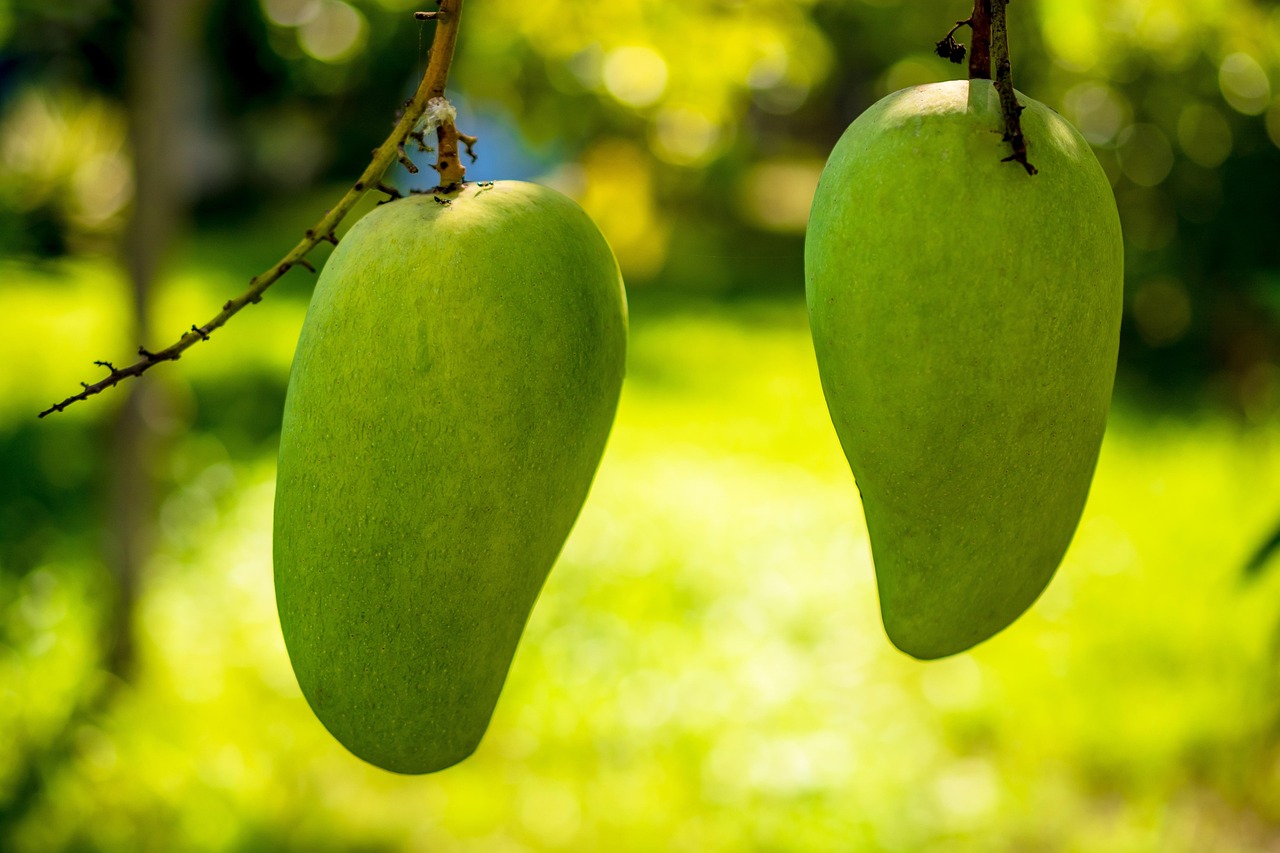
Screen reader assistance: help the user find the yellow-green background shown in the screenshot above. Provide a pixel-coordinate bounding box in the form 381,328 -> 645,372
5,1 -> 1280,850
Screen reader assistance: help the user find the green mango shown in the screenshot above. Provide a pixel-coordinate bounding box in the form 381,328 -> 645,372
273,181 -> 627,773
805,80 -> 1123,660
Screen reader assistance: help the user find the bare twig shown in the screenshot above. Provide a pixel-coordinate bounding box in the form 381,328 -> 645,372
990,0 -> 1036,174
40,1 -> 471,418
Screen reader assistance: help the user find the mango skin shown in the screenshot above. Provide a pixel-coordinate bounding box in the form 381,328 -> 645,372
273,181 -> 626,773
805,80 -> 1123,660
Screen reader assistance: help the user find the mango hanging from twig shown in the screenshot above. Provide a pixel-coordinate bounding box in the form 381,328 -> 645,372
805,80 -> 1123,659
274,181 -> 627,772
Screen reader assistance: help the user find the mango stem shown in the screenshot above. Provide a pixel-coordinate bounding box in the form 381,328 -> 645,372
967,0 -> 991,80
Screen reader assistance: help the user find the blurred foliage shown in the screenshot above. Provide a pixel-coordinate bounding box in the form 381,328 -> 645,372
7,261 -> 1280,849
1,0 -> 1278,405
5,0 -> 1280,850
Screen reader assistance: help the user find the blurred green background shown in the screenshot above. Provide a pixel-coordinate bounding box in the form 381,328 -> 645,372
4,0 -> 1280,850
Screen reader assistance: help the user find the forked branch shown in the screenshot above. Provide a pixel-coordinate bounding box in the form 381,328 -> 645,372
939,0 -> 1034,174
39,1 -> 473,418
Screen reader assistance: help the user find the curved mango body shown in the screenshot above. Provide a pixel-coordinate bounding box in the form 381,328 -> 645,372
274,181 -> 626,772
805,80 -> 1123,659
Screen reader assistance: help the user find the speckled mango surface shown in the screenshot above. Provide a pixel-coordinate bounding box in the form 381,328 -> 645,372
273,181 -> 626,772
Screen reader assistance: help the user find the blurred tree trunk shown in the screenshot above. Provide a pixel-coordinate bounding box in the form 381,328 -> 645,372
0,1 -> 211,841
106,0 -> 208,678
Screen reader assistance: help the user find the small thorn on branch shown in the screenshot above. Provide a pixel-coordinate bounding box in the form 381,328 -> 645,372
397,142 -> 419,174
138,347 -> 156,360
1001,149 -> 1038,175
458,132 -> 478,163
321,231 -> 339,246
376,182 -> 402,199
297,257 -> 316,273
93,360 -> 117,373
190,325 -> 211,341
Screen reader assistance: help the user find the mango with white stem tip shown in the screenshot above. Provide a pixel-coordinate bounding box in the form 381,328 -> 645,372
274,180 -> 627,773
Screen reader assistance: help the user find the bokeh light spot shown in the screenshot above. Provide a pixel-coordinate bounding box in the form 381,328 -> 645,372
1218,52 -> 1271,116
1176,103 -> 1232,169
1063,83 -> 1130,145
298,0 -> 366,63
737,160 -> 824,234
651,108 -> 723,166
603,46 -> 668,109
1117,123 -> 1174,187
262,0 -> 320,27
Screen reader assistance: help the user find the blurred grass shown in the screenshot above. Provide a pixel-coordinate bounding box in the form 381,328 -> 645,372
6,245 -> 1280,851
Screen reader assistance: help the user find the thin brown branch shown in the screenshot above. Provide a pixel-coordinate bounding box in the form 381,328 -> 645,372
991,0 -> 1036,175
968,0 -> 991,80
39,1 -> 470,418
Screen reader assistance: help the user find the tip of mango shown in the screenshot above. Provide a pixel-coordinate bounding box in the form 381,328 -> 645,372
883,618 -> 996,662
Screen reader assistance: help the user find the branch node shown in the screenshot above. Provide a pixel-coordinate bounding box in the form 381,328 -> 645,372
191,325 -> 211,341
